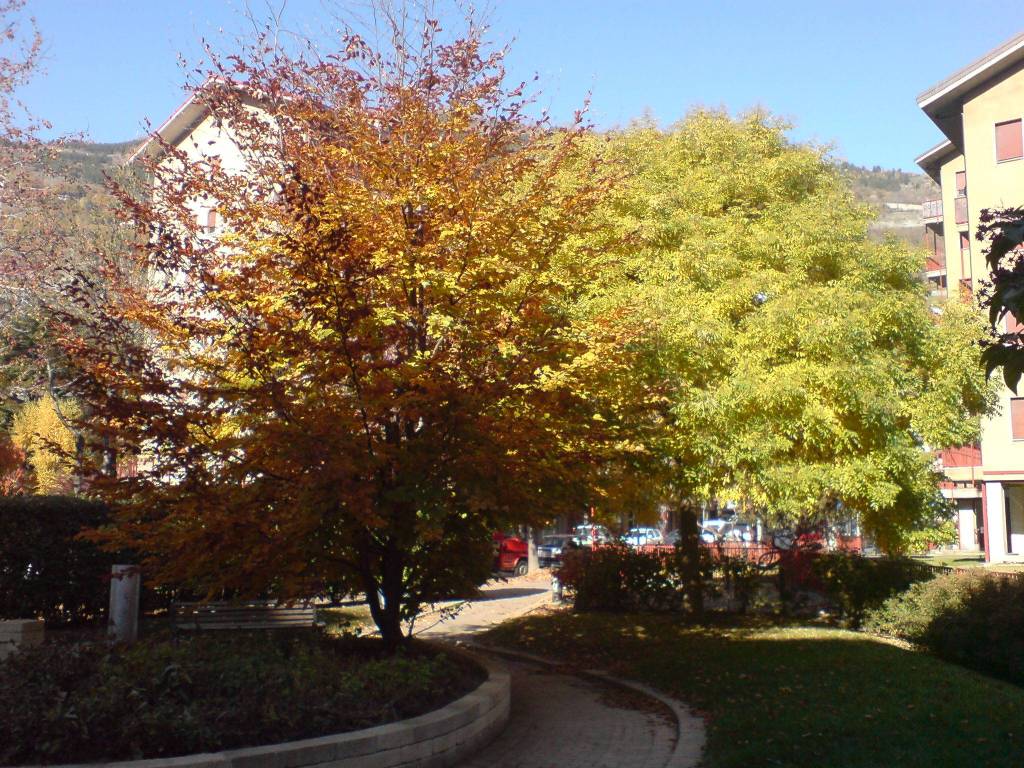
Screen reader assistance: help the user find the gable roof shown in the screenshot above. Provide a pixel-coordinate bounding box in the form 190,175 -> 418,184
127,89 -> 212,164
915,139 -> 957,182
918,30 -> 1024,147
127,78 -> 256,164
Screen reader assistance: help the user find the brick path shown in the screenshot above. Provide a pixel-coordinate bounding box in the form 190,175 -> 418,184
457,657 -> 680,768
413,572 -> 554,639
413,571 -> 700,768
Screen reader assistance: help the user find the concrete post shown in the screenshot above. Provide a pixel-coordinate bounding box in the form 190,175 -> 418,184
108,565 -> 140,643
0,619 -> 43,659
527,527 -> 539,573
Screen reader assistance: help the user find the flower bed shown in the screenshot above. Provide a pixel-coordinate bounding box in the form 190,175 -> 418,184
0,631 -> 485,765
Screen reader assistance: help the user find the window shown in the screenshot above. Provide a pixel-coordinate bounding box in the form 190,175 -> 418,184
996,119 -> 1024,162
954,195 -> 968,225
956,170 -> 967,194
960,232 -> 971,277
206,209 -> 218,230
1012,398 -> 1024,440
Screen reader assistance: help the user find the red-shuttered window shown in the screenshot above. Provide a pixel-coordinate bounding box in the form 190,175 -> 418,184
996,119 -> 1024,162
954,195 -> 969,224
1012,398 -> 1024,439
956,170 -> 967,193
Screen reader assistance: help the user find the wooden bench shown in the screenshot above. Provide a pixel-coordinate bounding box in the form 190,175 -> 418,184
172,600 -> 318,631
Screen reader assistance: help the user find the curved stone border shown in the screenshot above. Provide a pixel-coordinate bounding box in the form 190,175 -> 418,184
20,651 -> 510,768
475,643 -> 705,768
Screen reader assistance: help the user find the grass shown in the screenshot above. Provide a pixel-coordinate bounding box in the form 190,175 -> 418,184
319,603 -> 375,634
914,552 -> 986,568
485,610 -> 1024,768
913,551 -> 1024,574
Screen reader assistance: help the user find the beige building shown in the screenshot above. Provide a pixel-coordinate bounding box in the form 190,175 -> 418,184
917,31 -> 1024,562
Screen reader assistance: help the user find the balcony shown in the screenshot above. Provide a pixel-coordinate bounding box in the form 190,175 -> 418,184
938,444 -> 982,468
922,199 -> 943,221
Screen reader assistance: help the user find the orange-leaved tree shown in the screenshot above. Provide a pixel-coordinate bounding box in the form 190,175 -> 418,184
65,16 -> 618,648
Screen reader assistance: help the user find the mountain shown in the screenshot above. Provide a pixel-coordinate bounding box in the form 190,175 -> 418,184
42,139 -> 140,190
43,141 -> 935,247
838,161 -> 937,246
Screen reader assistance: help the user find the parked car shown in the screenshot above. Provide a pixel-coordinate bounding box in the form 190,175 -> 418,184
492,531 -> 529,576
699,518 -> 733,543
537,534 -> 575,567
724,523 -> 755,543
699,520 -> 757,544
623,527 -> 664,547
572,524 -> 613,548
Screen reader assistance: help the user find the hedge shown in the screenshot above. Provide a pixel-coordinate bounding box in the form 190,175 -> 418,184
863,569 -> 1024,686
810,552 -> 937,626
0,632 -> 484,765
0,495 -> 115,625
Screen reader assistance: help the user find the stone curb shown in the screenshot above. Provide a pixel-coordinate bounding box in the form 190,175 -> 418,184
470,643 -> 706,768
18,651 -> 510,768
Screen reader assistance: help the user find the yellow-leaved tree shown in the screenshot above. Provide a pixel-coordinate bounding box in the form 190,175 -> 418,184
11,394 -> 80,494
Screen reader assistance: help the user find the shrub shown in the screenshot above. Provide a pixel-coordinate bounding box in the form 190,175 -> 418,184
904,520 -> 959,555
719,556 -> 761,614
0,495 -> 116,624
811,552 -> 935,626
558,544 -> 711,614
0,632 -> 484,765
864,570 -> 1024,686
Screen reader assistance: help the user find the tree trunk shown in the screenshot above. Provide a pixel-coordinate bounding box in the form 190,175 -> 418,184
360,531 -> 408,653
676,501 -> 704,619
364,569 -> 405,652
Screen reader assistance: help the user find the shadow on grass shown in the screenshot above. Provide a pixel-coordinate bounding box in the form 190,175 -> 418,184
486,612 -> 1024,768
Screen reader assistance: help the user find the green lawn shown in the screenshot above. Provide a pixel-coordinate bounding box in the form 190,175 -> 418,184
485,611 -> 1024,768
913,552 -> 1024,574
913,552 -> 986,568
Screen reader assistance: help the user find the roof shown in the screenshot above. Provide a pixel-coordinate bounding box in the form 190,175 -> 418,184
127,78 -> 242,164
914,139 -> 957,181
917,30 -> 1024,146
127,91 -> 211,164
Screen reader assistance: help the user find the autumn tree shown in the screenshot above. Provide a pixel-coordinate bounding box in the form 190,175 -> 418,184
67,15 -> 615,647
0,432 -> 26,494
10,393 -> 81,494
589,113 -> 994,553
976,206 -> 1024,390
0,2 -> 137,445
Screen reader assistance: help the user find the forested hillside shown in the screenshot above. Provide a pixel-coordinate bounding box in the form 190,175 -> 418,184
46,141 -> 935,245
838,161 -> 937,245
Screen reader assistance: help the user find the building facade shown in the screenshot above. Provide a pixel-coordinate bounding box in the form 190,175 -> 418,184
917,32 -> 1024,562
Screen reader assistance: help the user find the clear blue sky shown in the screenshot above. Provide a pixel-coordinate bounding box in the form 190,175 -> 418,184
14,0 -> 1018,170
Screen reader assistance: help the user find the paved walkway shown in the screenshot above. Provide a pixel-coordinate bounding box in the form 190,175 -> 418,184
458,656 -> 682,768
412,569 -> 703,768
413,572 -> 554,639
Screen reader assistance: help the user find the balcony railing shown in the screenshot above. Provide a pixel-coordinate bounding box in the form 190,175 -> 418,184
922,199 -> 943,221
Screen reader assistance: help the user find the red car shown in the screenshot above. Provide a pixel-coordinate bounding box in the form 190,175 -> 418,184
493,531 -> 530,576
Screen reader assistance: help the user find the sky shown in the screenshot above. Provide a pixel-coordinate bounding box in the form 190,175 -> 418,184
12,0 -> 1020,171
